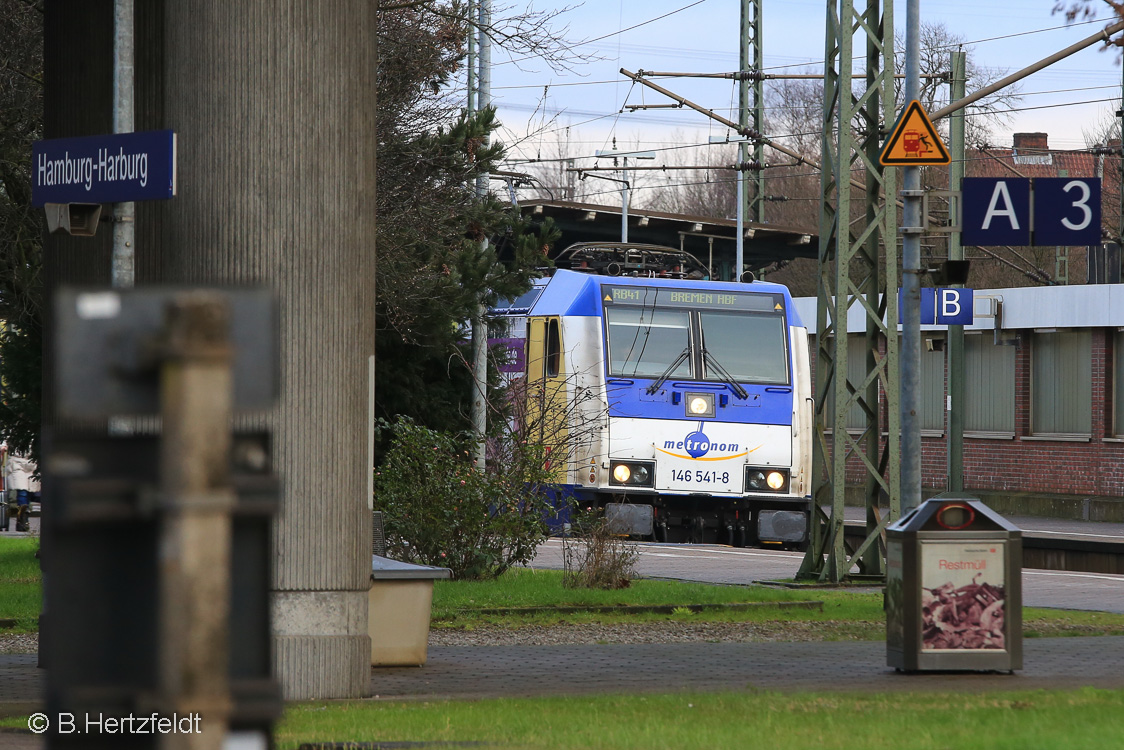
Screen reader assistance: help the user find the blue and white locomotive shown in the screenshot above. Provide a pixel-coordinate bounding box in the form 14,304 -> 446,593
500,244 -> 813,548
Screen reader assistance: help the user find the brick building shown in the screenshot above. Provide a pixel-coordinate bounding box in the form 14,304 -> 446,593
795,283 -> 1124,515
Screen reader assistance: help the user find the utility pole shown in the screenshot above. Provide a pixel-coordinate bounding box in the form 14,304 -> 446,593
471,0 -> 491,470
947,50 -> 966,492
901,0 -> 922,515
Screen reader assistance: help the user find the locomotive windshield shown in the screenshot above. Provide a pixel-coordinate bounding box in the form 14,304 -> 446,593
605,308 -> 692,378
699,311 -> 788,384
603,285 -> 789,385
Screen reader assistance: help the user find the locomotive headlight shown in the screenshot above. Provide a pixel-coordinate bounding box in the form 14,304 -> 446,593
609,461 -> 656,487
685,392 -> 715,418
745,467 -> 789,493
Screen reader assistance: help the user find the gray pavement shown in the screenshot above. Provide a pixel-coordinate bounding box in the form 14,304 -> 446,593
7,637 -> 1124,711
370,637 -> 1124,701
0,508 -> 39,538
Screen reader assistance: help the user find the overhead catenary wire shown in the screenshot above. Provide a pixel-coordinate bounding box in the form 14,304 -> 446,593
485,7 -> 1124,160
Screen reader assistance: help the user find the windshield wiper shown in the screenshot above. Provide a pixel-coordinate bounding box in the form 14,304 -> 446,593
645,346 -> 691,395
702,347 -> 749,400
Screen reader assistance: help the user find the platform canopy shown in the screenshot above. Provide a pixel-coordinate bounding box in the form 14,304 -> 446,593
519,199 -> 818,282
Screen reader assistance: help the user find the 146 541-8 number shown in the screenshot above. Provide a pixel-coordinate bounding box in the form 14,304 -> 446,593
671,469 -> 730,484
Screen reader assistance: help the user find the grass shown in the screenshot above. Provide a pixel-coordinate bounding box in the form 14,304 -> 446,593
0,537 -> 40,632
432,568 -> 1124,638
4,544 -> 1124,638
433,567 -> 880,626
275,688 -> 1124,750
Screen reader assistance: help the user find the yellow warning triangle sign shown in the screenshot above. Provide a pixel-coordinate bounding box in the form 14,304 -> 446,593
879,100 -> 950,166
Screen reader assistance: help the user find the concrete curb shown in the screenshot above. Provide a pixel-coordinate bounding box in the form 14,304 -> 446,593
460,601 -> 824,617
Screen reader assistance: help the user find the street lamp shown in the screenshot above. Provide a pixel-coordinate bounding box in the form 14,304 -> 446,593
595,146 -> 655,242
710,135 -> 751,279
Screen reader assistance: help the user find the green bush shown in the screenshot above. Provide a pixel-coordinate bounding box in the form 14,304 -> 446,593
373,417 -> 557,580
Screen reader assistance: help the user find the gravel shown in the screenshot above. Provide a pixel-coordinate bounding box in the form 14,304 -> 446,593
429,620 -> 874,646
0,632 -> 37,654
5,620 -> 1113,654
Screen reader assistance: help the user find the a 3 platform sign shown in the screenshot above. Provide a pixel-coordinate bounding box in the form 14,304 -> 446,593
961,177 -> 1101,247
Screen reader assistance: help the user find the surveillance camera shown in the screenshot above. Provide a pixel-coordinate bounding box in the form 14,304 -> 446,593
45,203 -> 103,237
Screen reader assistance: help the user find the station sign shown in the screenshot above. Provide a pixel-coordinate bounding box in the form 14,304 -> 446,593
961,177 -> 1101,247
32,130 -> 176,206
1033,177 -> 1101,246
900,287 -> 974,326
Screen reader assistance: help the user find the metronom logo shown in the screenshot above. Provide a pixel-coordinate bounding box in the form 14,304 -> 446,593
659,430 -> 750,460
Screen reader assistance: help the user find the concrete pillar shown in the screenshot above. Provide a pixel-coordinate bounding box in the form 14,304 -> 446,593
45,1 -> 376,700
159,1 -> 375,700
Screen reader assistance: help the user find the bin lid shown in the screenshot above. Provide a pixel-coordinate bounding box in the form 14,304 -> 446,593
887,496 -> 1021,534
370,555 -> 453,580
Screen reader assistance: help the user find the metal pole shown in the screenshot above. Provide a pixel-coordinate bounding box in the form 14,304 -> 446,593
466,0 -> 476,114
749,0 -> 765,226
158,293 -> 234,750
471,0 -> 491,470
736,170 -> 744,278
929,18 -> 1124,122
737,0 -> 749,274
622,159 -> 629,243
477,0 -> 491,197
947,50 -> 966,493
112,0 -> 134,289
901,0 -> 922,514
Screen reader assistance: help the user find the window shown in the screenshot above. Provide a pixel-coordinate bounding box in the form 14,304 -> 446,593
964,334 -> 1015,434
920,338 -> 945,432
698,311 -> 788,385
546,319 -> 561,378
603,287 -> 789,385
1115,331 -> 1124,436
605,307 -> 691,378
1031,330 -> 1091,436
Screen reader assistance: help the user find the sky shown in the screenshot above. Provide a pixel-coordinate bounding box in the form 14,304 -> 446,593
480,0 -> 1124,189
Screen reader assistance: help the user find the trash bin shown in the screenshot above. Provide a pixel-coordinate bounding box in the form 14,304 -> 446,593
886,495 -> 1022,672
369,555 -> 452,667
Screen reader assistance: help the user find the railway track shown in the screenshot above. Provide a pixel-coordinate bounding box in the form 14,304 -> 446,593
843,520 -> 1124,575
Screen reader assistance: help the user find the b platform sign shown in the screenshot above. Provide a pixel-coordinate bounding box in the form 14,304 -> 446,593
879,100 -> 950,167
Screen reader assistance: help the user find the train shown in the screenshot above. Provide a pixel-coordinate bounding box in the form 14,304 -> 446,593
492,243 -> 814,548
